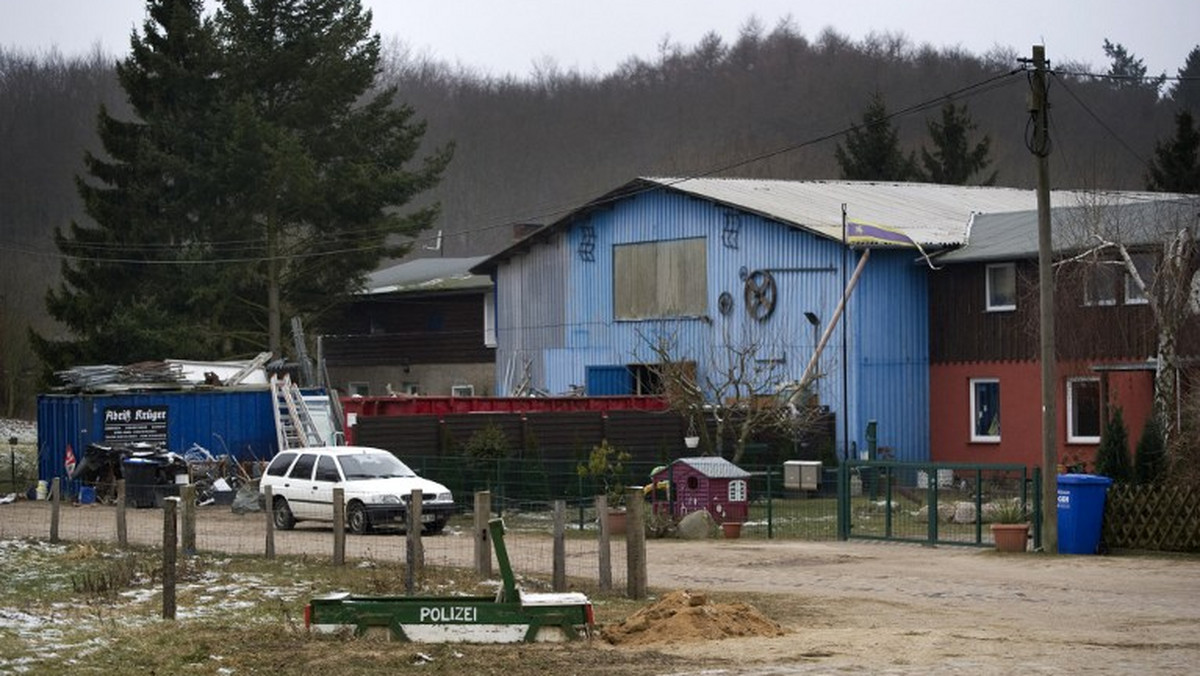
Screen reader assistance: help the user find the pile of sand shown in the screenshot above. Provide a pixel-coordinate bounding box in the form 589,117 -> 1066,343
600,590 -> 785,645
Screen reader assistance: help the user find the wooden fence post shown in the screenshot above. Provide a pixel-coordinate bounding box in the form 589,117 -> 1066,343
180,484 -> 196,556
332,487 -> 345,566
596,495 -> 611,591
49,477 -> 60,544
625,486 -> 646,600
263,484 -> 275,559
162,498 -> 177,620
406,489 -> 424,593
116,479 -> 127,547
474,491 -> 492,577
552,499 -> 566,592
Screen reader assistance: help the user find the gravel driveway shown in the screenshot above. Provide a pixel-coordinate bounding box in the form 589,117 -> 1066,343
2,499 -> 1198,674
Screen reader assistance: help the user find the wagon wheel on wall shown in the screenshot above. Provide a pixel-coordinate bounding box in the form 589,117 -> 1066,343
743,270 -> 777,322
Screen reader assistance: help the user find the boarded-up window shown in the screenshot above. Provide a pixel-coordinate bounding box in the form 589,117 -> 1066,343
613,238 -> 707,319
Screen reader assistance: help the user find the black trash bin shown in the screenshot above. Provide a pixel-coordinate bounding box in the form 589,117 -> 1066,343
123,457 -> 168,508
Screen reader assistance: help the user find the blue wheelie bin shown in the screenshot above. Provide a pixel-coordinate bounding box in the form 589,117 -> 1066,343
1057,474 -> 1113,554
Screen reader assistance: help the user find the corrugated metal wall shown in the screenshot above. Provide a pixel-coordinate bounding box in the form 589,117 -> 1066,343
491,187 -> 931,461
494,231 -> 569,394
36,389 -> 278,484
851,250 -> 931,462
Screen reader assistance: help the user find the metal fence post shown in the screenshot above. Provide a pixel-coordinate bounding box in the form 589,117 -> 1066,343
836,462 -> 849,540
926,464 -> 939,545
885,464 -> 894,539
1032,467 -> 1043,551
765,466 -> 774,539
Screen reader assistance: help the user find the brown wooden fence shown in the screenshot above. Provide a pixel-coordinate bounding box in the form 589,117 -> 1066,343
1103,484 -> 1200,552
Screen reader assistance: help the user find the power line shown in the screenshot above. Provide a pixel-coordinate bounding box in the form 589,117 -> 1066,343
1,68 -> 1027,266
1050,72 -> 1149,167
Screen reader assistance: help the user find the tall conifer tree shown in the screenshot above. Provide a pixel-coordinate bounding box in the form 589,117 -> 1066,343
834,91 -> 917,181
916,101 -> 996,185
34,0 -> 222,371
1146,110 -> 1200,193
35,0 -> 452,371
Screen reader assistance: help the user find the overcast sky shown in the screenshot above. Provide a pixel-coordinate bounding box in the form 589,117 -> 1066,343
1,1 -> 1195,80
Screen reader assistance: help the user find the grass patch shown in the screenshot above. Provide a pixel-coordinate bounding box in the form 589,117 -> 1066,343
0,536 -> 733,675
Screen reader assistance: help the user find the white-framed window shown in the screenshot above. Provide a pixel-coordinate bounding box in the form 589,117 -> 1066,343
613,238 -> 707,319
1067,377 -> 1102,443
451,384 -> 475,397
970,378 -> 1000,442
985,263 -> 1016,311
348,381 -> 370,397
728,479 -> 747,502
1084,264 -> 1119,306
1124,253 -> 1155,305
483,291 -> 497,347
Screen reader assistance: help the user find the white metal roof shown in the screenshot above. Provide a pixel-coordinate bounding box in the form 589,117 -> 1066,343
646,177 -> 1048,246
364,256 -> 491,295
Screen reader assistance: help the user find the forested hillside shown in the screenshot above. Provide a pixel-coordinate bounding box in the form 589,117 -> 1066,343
0,19 -> 1190,416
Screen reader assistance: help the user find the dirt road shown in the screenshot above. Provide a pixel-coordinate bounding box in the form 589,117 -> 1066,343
2,500 -> 1198,674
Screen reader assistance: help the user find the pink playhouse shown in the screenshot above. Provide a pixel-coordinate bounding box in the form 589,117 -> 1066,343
649,456 -> 751,524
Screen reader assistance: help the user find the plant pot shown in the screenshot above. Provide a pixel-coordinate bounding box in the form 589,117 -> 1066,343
605,509 -> 627,536
721,522 -> 743,539
991,523 -> 1029,552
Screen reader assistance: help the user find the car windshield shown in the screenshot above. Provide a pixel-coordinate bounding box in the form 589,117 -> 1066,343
337,452 -> 416,479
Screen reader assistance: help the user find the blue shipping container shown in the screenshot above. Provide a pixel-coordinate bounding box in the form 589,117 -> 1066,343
37,388 -> 278,485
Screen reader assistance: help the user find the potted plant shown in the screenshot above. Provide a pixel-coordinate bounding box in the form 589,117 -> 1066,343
577,441 -> 632,534
989,498 -> 1030,552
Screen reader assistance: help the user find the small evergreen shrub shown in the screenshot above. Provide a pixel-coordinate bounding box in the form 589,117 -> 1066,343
1134,416 -> 1167,485
1095,407 -> 1132,484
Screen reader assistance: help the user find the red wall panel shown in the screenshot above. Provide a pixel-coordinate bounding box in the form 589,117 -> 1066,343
930,361 -> 1154,471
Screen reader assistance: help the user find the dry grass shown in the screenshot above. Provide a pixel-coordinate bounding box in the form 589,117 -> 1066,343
0,538 -> 773,675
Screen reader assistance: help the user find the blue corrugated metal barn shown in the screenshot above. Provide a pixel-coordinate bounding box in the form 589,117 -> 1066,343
471,177 -> 1044,462
37,388 -> 277,486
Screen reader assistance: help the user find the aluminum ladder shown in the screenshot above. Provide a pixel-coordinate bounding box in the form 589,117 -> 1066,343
270,373 -> 324,451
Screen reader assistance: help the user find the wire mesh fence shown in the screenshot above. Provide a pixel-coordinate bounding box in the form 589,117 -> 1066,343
0,487 -> 633,593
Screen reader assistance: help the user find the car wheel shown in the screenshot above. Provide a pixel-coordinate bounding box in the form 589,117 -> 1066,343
273,496 -> 295,530
422,519 -> 447,536
347,502 -> 370,535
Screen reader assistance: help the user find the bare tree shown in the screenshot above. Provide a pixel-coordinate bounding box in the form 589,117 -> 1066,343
637,327 -> 825,464
1058,196 -> 1200,449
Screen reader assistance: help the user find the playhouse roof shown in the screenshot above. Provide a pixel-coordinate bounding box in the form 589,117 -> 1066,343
665,456 -> 752,479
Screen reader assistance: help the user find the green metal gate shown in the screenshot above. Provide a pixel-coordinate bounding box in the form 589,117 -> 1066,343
837,461 -> 1042,549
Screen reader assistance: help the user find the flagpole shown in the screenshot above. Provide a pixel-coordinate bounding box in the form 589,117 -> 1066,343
841,204 -> 850,462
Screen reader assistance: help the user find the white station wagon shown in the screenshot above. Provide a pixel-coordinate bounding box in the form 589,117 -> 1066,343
259,446 -> 455,535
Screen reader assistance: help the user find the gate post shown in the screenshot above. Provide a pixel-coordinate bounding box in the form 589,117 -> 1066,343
836,461 -> 849,541
1032,467 -> 1043,551
926,465 -> 939,545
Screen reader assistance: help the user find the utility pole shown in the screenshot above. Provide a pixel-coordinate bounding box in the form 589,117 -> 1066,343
1029,45 -> 1058,552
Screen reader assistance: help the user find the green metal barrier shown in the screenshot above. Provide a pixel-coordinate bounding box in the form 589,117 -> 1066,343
837,460 -> 1041,549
